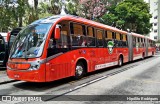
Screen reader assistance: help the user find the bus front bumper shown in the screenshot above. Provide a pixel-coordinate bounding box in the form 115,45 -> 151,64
7,69 -> 46,82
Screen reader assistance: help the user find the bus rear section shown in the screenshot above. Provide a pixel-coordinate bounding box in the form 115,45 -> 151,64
129,33 -> 155,61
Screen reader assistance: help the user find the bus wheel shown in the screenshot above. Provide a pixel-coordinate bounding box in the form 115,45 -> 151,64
118,56 -> 123,67
75,62 -> 85,79
152,52 -> 154,56
142,53 -> 145,59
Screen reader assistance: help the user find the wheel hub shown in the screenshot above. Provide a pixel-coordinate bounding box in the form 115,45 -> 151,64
76,65 -> 83,76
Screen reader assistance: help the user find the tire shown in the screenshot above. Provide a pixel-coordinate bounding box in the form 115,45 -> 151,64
152,52 -> 154,56
142,53 -> 144,59
118,56 -> 123,67
74,62 -> 85,79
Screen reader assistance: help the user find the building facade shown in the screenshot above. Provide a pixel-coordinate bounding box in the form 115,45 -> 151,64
144,0 -> 159,41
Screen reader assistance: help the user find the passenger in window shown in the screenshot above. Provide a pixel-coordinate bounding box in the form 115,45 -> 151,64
81,38 -> 87,46
78,35 -> 86,47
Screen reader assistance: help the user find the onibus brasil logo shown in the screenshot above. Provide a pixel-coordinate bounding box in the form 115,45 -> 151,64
107,41 -> 114,54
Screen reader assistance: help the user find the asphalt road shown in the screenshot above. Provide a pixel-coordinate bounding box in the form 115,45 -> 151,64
0,53 -> 160,104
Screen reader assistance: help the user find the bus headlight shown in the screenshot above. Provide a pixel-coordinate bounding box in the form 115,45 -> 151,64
29,62 -> 40,71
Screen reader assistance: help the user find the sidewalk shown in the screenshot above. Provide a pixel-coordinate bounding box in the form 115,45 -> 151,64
0,68 -> 16,84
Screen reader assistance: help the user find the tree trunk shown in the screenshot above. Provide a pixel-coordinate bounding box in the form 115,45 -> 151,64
18,17 -> 22,27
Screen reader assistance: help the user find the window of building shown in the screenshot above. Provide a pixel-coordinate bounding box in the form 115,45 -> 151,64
154,16 -> 158,19
154,30 -> 157,33
154,23 -> 157,26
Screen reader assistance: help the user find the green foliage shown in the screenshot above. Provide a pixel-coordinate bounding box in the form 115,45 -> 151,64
157,40 -> 160,43
101,0 -> 152,35
0,0 -> 30,31
65,0 -> 78,15
0,0 -> 152,35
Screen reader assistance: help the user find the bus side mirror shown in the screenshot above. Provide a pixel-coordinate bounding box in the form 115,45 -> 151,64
55,25 -> 60,40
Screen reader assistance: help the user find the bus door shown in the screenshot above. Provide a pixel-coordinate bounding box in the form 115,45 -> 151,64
46,21 -> 72,81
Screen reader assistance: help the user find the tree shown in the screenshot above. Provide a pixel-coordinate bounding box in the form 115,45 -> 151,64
38,2 -> 53,18
101,0 -> 152,34
0,0 -> 29,31
65,0 -> 79,15
79,0 -> 107,19
47,0 -> 62,15
16,0 -> 28,27
0,0 -> 16,32
65,0 -> 122,20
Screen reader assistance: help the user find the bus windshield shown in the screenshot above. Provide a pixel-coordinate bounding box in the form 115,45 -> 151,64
10,23 -> 52,58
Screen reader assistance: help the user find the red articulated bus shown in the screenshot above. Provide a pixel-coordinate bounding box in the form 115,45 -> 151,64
7,15 -> 155,82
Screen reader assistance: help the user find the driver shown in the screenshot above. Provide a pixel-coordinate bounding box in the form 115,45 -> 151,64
31,28 -> 38,46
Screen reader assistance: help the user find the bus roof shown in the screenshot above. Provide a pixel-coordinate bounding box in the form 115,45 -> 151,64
131,32 -> 145,38
31,15 -> 128,34
131,32 -> 154,41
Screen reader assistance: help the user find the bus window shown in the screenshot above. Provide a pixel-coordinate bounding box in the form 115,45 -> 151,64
56,21 -> 70,48
73,24 -> 83,35
87,27 -> 96,46
70,23 -> 87,47
149,40 -> 151,47
105,31 -> 114,47
115,33 -> 121,47
121,34 -> 127,47
142,38 -> 144,47
107,31 -> 112,39
96,29 -> 103,47
139,38 -> 142,48
133,37 -> 136,47
116,33 -> 120,40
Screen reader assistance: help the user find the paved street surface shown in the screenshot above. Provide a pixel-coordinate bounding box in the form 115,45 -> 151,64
0,52 -> 160,104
